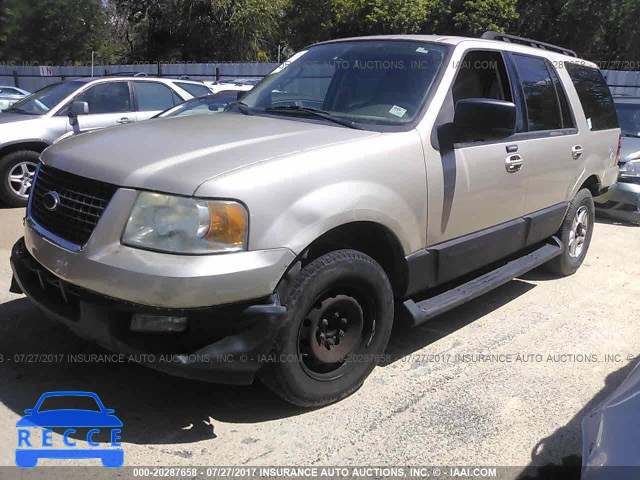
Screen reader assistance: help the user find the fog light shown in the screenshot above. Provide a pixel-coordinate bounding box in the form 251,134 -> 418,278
130,314 -> 188,333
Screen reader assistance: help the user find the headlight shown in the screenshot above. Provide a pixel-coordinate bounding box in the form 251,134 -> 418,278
122,192 -> 248,254
620,160 -> 640,179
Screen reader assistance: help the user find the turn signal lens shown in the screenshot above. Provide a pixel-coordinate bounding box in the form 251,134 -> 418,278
206,202 -> 248,246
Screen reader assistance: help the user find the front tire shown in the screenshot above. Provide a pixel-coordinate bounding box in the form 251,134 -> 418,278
545,188 -> 595,276
260,250 -> 394,407
0,150 -> 40,207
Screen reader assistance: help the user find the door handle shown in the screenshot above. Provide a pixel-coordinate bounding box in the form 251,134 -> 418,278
505,154 -> 524,173
572,145 -> 584,160
116,117 -> 133,124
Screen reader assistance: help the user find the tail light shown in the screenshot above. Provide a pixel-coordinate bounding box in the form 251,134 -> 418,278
615,133 -> 622,166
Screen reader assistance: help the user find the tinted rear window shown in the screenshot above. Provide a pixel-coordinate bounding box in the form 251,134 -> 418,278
565,63 -> 618,130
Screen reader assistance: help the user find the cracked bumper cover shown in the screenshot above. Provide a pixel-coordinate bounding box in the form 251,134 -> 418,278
10,238 -> 288,385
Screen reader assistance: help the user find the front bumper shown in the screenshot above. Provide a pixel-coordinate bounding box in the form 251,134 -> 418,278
10,238 -> 287,385
594,180 -> 640,224
24,188 -> 296,309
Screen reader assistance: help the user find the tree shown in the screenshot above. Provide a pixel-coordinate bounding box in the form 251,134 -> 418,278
0,0 -> 106,64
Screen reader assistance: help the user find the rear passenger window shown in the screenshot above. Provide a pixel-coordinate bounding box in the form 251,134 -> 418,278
512,54 -> 563,132
565,63 -> 618,131
135,81 -> 181,111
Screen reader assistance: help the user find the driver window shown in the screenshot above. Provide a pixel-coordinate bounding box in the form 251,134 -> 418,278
452,51 -> 512,105
75,82 -> 132,114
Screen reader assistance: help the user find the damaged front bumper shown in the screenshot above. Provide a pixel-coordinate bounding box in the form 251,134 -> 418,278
10,238 -> 287,385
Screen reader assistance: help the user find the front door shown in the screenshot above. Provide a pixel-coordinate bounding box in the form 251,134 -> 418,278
432,49 -> 527,243
71,81 -> 136,133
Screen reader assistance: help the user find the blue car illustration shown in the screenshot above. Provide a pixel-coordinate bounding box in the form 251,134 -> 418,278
15,391 -> 123,468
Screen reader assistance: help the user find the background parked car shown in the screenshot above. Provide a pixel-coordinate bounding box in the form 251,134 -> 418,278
0,77 -> 203,207
206,78 -> 260,94
154,91 -> 240,118
594,96 -> 640,224
0,86 -> 30,110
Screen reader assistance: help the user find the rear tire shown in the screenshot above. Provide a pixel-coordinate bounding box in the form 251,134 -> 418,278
0,150 -> 40,207
545,188 -> 595,276
260,249 -> 394,407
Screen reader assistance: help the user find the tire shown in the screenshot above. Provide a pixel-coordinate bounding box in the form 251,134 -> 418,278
545,188 -> 595,276
0,150 -> 40,207
260,249 -> 394,407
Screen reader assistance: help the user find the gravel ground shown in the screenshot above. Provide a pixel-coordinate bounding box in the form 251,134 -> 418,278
0,205 -> 638,478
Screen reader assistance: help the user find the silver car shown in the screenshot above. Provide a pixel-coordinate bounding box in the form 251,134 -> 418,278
594,96 -> 640,224
0,77 -> 208,206
0,86 -> 30,110
10,33 -> 621,406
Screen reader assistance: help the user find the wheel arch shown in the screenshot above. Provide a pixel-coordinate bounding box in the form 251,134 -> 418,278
0,141 -> 49,159
277,221 -> 409,299
579,174 -> 602,197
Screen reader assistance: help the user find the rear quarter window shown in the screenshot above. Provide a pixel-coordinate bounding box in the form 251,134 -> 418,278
565,63 -> 618,130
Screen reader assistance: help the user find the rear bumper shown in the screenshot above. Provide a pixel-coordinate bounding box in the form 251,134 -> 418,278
10,238 -> 287,385
595,181 -> 640,224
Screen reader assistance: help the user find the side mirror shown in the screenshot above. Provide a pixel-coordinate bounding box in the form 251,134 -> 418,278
69,101 -> 89,117
23,409 -> 34,415
452,98 -> 516,141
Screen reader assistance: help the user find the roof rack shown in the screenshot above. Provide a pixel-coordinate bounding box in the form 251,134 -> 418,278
481,31 -> 578,58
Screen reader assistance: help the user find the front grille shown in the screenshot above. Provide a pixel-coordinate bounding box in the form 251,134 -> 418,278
30,164 -> 118,247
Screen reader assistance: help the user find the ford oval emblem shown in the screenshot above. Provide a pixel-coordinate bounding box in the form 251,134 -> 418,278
43,191 -> 60,211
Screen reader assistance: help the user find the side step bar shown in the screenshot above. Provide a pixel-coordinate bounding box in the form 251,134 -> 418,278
402,237 -> 564,327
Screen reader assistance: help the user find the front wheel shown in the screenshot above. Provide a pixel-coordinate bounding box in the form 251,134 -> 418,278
545,188 -> 595,276
0,150 -> 40,207
260,250 -> 394,407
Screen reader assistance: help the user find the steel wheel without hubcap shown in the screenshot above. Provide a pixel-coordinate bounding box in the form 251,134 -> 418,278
297,287 -> 375,382
8,161 -> 37,200
569,205 -> 589,259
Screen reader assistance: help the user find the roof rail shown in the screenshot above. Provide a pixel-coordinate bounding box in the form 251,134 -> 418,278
481,31 -> 578,58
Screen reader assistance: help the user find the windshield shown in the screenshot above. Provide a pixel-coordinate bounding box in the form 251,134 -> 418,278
615,102 -> 640,137
158,94 -> 236,118
5,81 -> 83,115
239,41 -> 448,128
37,395 -> 101,412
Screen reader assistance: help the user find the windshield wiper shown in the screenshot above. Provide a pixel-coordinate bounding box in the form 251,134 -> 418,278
622,133 -> 640,138
264,106 -> 363,130
226,101 -> 253,116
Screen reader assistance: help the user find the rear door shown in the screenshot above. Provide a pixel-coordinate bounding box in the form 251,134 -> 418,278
133,81 -> 183,120
506,54 -> 581,214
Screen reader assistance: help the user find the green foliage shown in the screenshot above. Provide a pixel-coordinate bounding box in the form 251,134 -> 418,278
0,0 -> 637,65
0,0 -> 106,63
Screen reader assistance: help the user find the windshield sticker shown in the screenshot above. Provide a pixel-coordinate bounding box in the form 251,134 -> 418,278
389,105 -> 407,118
416,47 -> 430,54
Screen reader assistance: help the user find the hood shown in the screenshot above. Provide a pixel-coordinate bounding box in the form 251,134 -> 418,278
43,113 -> 379,195
0,111 -> 42,126
620,136 -> 640,163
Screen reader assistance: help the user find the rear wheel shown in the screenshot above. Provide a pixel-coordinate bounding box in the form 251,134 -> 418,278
260,249 -> 394,407
0,150 -> 39,207
545,188 -> 595,276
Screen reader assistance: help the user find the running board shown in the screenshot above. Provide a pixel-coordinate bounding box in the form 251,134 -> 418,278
402,237 -> 563,327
